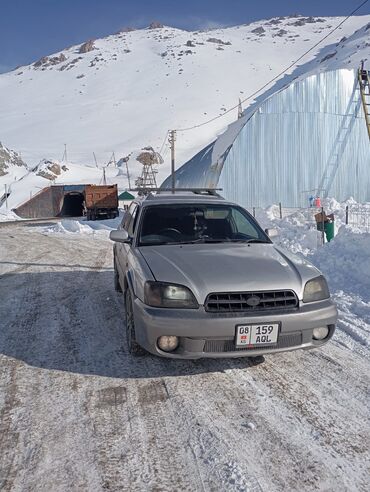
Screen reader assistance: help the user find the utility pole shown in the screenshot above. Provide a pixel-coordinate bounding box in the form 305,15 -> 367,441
93,152 -> 98,168
169,130 -> 176,193
125,159 -> 131,189
4,184 -> 8,210
63,144 -> 68,162
238,98 -> 243,119
103,167 -> 107,185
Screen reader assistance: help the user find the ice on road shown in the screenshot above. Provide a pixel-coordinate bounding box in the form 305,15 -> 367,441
0,225 -> 369,492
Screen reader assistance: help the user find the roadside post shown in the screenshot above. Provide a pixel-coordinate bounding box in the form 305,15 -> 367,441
169,130 -> 176,194
321,207 -> 325,245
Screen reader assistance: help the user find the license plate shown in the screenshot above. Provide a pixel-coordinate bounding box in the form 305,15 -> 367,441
236,323 -> 279,347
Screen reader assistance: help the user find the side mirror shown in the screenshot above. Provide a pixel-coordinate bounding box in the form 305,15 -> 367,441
265,228 -> 279,239
110,229 -> 131,243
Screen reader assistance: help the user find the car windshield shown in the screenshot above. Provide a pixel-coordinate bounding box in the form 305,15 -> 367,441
138,204 -> 269,246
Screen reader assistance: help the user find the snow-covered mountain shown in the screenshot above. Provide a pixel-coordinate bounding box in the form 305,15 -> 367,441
0,14 -> 370,214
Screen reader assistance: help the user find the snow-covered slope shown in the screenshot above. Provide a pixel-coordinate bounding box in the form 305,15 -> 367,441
0,15 -> 370,215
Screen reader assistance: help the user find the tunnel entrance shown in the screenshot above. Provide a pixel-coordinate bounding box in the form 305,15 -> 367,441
60,192 -> 84,217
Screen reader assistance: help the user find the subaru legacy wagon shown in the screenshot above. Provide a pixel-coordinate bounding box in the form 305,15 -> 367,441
110,190 -> 337,358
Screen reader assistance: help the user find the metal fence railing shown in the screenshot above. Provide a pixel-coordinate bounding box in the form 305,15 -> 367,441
246,202 -> 370,233
246,203 -> 323,224
244,202 -> 370,251
346,204 -> 370,232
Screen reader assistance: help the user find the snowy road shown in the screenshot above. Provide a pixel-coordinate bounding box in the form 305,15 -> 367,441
0,226 -> 369,492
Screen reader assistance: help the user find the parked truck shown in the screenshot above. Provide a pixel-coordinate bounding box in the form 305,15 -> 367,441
84,184 -> 119,220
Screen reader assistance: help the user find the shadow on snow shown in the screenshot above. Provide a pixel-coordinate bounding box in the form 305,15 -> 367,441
0,268 -> 264,379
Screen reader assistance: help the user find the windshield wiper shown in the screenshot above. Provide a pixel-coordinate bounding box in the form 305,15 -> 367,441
219,238 -> 270,243
171,238 -> 270,244
179,238 -> 226,244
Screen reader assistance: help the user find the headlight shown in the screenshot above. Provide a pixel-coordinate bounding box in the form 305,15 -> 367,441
144,281 -> 199,309
303,276 -> 330,303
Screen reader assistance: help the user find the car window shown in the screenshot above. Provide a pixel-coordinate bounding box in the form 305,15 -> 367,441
127,205 -> 139,236
230,208 -> 261,238
138,204 -> 268,246
121,203 -> 136,230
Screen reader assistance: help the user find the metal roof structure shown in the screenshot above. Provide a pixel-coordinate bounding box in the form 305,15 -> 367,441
162,69 -> 370,207
118,191 -> 135,200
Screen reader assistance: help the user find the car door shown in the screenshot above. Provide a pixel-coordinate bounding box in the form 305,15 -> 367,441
115,203 -> 136,277
116,203 -> 139,281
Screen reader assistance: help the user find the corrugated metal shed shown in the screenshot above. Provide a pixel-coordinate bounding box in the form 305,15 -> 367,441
162,69 -> 370,207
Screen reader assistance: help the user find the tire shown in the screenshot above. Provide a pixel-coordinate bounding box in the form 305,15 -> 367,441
113,256 -> 122,292
125,289 -> 146,356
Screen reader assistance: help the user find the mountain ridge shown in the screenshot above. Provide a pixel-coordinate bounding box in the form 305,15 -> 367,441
1,14 -> 370,216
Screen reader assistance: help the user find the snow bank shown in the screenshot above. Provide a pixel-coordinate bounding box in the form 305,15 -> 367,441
311,226 -> 370,297
0,209 -> 22,221
309,225 -> 370,351
255,200 -> 370,354
45,216 -> 121,236
254,199 -> 370,300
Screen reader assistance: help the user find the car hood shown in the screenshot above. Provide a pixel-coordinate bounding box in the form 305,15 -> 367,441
138,243 -> 320,303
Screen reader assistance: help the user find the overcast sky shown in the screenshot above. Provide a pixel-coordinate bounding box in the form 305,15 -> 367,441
1,0 -> 369,73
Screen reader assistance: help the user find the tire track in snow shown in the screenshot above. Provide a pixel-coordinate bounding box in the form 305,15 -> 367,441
231,350 -> 370,491
162,364 -> 264,492
0,362 -> 20,492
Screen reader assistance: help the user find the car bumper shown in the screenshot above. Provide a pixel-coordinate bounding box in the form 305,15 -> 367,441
133,297 -> 338,359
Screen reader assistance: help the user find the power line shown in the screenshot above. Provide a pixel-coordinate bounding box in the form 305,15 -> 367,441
158,130 -> 169,155
176,0 -> 369,132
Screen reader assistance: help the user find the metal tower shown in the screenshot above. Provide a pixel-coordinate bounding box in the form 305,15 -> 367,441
135,147 -> 163,189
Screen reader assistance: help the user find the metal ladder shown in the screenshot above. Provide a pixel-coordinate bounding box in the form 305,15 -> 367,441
358,68 -> 370,140
317,77 -> 360,198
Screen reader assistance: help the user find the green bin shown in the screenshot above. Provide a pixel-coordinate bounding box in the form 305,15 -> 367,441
324,221 -> 335,242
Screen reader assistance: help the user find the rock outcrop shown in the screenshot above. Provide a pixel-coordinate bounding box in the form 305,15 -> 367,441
0,142 -> 26,177
34,53 -> 67,69
148,22 -> 164,29
251,27 -> 266,35
35,160 -> 68,180
206,38 -> 232,45
79,40 -> 95,54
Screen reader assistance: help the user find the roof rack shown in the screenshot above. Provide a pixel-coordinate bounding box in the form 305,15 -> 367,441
129,188 -> 223,197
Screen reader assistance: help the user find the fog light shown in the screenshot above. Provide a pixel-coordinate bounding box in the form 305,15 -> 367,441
158,336 -> 179,352
312,327 -> 329,340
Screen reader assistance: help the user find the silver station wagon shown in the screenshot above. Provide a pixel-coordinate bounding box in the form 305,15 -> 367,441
110,190 -> 337,359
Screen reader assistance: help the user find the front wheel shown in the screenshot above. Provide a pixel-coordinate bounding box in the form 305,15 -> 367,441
125,289 -> 146,356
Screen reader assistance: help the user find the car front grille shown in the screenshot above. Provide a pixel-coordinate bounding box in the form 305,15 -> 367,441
205,290 -> 298,313
203,333 -> 302,353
